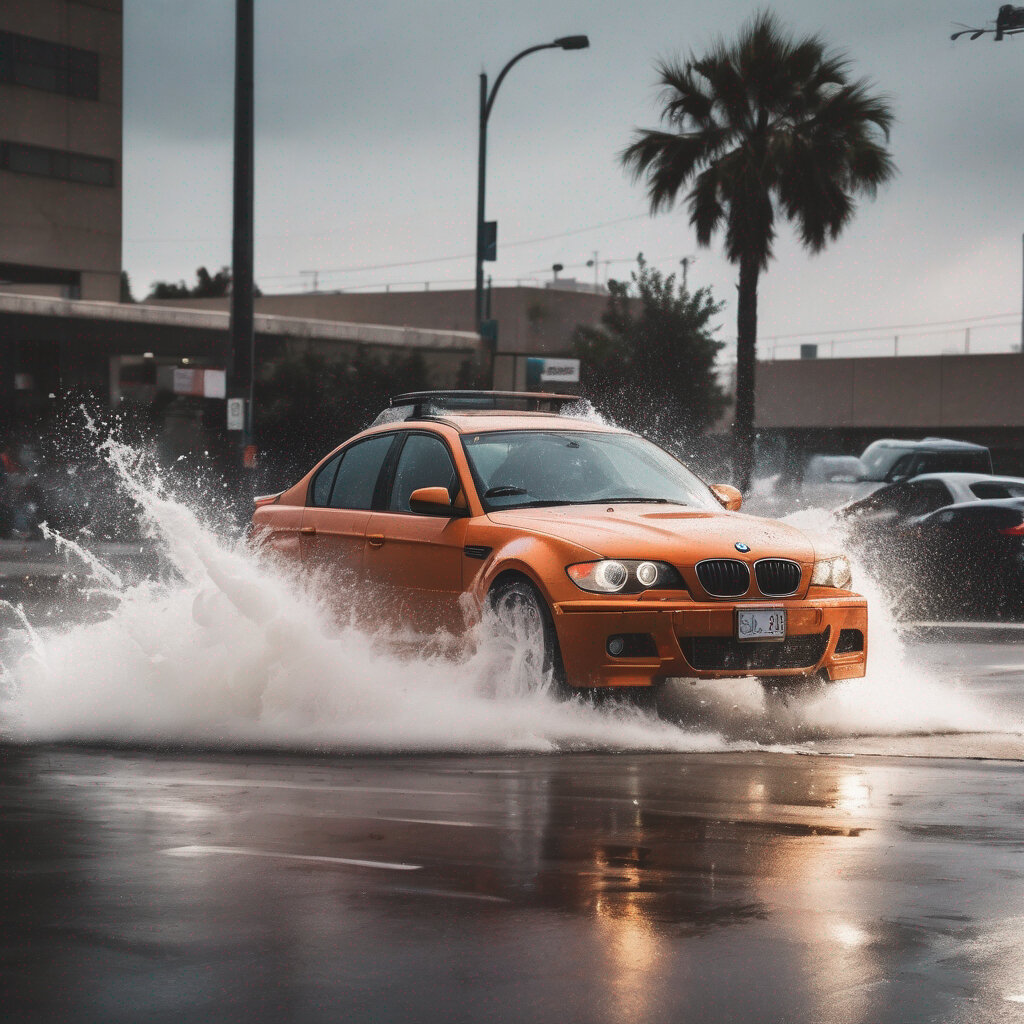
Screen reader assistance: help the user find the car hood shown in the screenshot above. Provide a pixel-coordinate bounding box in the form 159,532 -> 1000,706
487,503 -> 817,564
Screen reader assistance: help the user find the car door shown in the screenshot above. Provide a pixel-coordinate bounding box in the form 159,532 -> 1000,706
301,434 -> 398,610
363,430 -> 469,635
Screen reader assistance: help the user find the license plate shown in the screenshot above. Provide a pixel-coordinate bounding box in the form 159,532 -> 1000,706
737,608 -> 786,642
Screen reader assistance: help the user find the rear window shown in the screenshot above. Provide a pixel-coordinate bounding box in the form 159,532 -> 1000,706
970,481 -> 1024,500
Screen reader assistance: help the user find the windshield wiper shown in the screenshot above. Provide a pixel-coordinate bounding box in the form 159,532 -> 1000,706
492,497 -> 678,509
576,497 -> 673,504
484,485 -> 529,498
492,499 -> 577,508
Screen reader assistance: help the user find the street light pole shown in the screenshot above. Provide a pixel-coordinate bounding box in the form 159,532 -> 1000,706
474,35 -> 589,376
475,71 -> 489,336
951,7 -> 1024,353
228,0 -> 255,446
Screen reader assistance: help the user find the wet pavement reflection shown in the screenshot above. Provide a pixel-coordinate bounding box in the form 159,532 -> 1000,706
2,747 -> 1023,1023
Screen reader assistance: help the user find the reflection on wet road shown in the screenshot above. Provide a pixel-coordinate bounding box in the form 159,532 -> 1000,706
3,747 -> 1023,1024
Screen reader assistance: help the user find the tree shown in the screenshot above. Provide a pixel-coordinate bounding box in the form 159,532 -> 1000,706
573,257 -> 727,447
148,266 -> 263,300
622,11 -> 895,488
254,348 -> 428,479
120,270 -> 136,304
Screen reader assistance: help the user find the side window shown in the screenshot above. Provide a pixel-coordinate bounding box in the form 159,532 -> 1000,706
887,454 -> 915,480
389,434 -> 458,513
903,482 -> 951,517
329,435 -> 395,510
860,484 -> 906,514
310,453 -> 342,507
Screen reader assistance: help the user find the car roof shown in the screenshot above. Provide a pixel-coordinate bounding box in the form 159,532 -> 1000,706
867,437 -> 988,452
911,472 -> 1024,485
405,411 -> 625,434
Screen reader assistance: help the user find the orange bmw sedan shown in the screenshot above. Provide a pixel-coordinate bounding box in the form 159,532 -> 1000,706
252,392 -> 867,697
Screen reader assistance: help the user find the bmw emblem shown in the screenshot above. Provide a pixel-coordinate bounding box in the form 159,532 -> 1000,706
735,542 -> 750,553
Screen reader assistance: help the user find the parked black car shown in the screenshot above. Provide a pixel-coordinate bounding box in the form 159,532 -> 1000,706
843,473 -> 1024,620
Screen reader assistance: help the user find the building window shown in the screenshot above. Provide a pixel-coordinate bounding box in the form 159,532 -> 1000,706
0,141 -> 116,187
0,30 -> 100,100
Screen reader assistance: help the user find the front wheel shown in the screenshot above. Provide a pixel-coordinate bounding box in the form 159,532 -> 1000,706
488,577 -> 568,699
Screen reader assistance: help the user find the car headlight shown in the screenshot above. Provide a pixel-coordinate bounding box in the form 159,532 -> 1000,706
811,555 -> 852,590
566,559 -> 684,594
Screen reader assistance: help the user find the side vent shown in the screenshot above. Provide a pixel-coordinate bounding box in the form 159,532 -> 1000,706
463,545 -> 492,560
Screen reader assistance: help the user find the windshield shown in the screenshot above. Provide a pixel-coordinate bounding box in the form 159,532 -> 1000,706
462,430 -> 718,511
859,442 -> 905,480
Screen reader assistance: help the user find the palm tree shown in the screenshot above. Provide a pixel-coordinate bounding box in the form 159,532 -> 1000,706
622,11 -> 895,490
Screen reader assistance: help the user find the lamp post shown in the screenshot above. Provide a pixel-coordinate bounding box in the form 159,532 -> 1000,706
474,35 -> 589,368
951,4 -> 1024,40
951,6 -> 1024,350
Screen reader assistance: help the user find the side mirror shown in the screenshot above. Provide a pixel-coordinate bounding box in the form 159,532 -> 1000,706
711,484 -> 742,511
409,486 -> 457,516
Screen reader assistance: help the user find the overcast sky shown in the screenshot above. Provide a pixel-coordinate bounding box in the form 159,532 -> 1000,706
123,1 -> 1024,358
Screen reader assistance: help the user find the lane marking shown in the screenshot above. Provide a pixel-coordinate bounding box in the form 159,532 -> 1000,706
54,774 -> 464,798
384,887 -> 510,904
163,845 -> 421,871
904,620 -> 1024,630
374,816 -> 484,828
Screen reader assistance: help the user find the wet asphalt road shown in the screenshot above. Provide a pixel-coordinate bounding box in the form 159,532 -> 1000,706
3,742 -> 1024,1024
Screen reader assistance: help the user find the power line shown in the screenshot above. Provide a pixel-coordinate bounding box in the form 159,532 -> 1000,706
758,310 -> 1021,343
257,212 -> 651,283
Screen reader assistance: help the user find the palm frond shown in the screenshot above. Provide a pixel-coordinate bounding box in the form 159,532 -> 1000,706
623,7 -> 894,264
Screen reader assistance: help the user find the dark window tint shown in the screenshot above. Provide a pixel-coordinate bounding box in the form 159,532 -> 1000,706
865,485 -> 908,513
0,141 -> 115,187
0,31 -> 100,100
310,453 -> 342,507
913,452 -> 991,475
901,482 -> 952,516
329,435 -> 393,510
389,434 -> 458,512
971,482 -> 1024,500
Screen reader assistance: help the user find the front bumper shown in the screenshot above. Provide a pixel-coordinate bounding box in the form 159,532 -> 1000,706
551,590 -> 867,689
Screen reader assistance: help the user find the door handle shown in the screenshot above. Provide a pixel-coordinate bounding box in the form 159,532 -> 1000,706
299,525 -> 317,535
367,533 -> 385,548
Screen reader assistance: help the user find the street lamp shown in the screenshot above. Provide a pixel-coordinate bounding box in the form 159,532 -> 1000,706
951,4 -> 1024,40
951,6 -> 1024,351
474,35 -> 589,361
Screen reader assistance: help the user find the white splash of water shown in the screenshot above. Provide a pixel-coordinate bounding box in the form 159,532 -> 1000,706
0,435 -> 730,754
0,431 -> 1017,756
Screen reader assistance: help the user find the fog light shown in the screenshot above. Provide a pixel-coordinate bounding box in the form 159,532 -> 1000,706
607,635 -> 626,656
636,561 -> 659,587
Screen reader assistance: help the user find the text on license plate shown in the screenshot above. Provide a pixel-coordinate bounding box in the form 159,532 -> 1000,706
737,608 -> 787,641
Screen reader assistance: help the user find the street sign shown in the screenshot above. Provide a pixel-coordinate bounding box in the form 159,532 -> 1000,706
480,319 -> 499,346
227,397 -> 245,431
481,221 -> 497,262
525,357 -> 580,386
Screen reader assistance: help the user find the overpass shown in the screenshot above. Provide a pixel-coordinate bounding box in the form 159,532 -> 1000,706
0,293 -> 480,432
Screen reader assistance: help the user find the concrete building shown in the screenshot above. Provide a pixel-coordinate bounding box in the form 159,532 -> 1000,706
0,0 -> 122,301
147,285 -> 611,389
753,352 -> 1024,473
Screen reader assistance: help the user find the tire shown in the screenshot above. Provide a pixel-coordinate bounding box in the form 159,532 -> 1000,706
488,577 -> 568,699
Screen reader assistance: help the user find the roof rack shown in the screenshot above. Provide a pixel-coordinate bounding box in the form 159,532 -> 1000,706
373,390 -> 579,425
